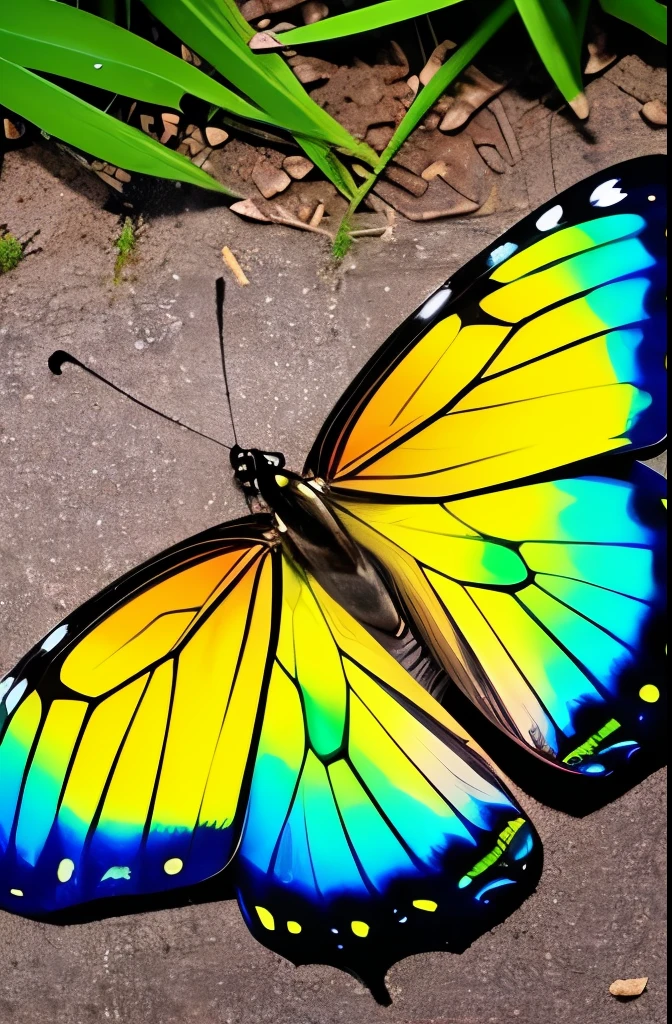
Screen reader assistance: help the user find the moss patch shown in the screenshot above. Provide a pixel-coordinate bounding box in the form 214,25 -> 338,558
0,232 -> 24,275
114,217 -> 137,283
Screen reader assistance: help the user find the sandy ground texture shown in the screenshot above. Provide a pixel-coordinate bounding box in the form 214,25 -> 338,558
0,71 -> 667,1024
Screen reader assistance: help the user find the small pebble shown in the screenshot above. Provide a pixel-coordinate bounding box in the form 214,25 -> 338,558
641,100 -> 667,126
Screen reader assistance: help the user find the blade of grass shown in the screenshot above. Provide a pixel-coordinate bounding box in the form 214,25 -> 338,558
0,0 -> 272,125
141,0 -> 375,161
333,0 -> 516,256
599,0 -> 667,43
514,0 -> 588,116
261,0 -> 465,47
0,55 -> 236,192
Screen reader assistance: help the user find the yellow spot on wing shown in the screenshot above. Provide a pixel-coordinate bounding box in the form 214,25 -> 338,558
351,920 -> 369,937
10,889 -> 23,897
639,684 -> 660,703
57,859 -> 75,883
163,858 -> 183,875
256,906 -> 275,930
413,899 -> 438,912
287,921 -> 302,934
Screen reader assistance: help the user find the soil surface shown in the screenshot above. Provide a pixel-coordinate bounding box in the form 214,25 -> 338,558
0,65 -> 667,1024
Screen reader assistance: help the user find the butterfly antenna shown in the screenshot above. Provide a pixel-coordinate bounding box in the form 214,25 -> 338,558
48,350 -> 231,453
215,277 -> 240,447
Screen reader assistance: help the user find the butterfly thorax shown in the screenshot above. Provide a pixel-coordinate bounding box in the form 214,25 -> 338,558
231,445 -> 401,634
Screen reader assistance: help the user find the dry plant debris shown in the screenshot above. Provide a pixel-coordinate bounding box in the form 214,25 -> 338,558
609,977 -> 649,998
221,246 -> 250,286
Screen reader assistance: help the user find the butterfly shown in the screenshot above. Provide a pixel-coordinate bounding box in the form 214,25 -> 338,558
0,155 -> 666,997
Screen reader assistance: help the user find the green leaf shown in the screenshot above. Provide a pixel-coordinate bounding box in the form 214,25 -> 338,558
599,0 -> 667,43
300,139 -> 358,201
140,0 -> 374,159
0,55 -> 236,193
514,0 -> 587,115
0,0 -> 270,125
269,0 -> 465,46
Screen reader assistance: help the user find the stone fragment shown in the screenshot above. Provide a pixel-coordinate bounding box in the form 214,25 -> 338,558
366,126 -> 395,152
96,170 -> 123,192
385,164 -> 428,197
283,155 -> 314,179
205,127 -> 230,147
609,978 -> 648,999
3,118 -> 25,140
641,100 -> 667,126
140,114 -> 156,137
252,160 -> 292,198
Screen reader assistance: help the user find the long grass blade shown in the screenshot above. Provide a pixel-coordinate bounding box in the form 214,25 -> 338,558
265,0 -> 465,46
0,0 -> 271,124
141,0 -> 375,160
514,0 -> 588,116
599,0 -> 667,43
0,55 -> 236,193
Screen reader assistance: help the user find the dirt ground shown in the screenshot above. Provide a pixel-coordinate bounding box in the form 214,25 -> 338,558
0,69 -> 667,1024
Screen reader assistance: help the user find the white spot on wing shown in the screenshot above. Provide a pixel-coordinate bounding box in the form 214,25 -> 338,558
5,679 -> 27,714
417,287 -> 452,321
0,677 -> 14,704
488,241 -> 518,267
590,179 -> 627,208
41,624 -> 68,653
536,205 -> 563,231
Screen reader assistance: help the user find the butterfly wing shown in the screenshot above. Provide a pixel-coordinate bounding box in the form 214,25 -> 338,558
303,156 -> 667,773
234,554 -> 540,989
329,464 -> 666,773
0,516 -> 278,913
305,156 -> 666,499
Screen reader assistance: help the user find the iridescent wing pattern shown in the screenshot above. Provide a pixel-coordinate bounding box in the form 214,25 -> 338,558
307,157 -> 666,498
0,525 -> 540,986
0,517 -> 276,913
235,556 -> 540,986
330,465 -> 666,772
305,157 -> 667,773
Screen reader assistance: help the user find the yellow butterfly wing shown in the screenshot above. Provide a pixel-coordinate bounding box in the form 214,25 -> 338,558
306,159 -> 666,499
0,518 -> 275,913
330,464 -> 666,772
234,555 -> 540,987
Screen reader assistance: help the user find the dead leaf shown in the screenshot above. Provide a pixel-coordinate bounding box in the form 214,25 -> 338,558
439,66 -> 506,132
230,199 -> 272,223
609,978 -> 648,998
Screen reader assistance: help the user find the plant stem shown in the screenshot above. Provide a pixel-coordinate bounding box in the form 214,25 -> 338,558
333,0 -> 516,258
